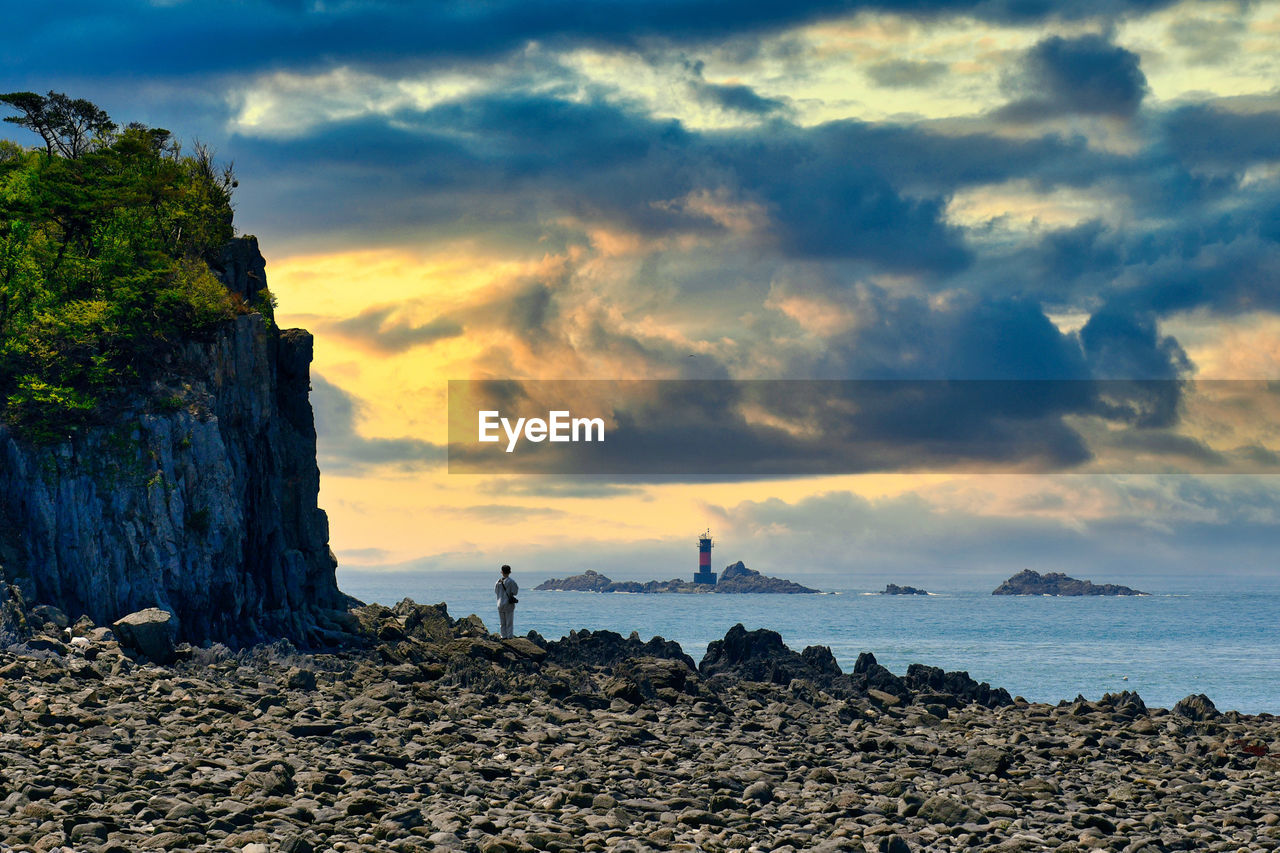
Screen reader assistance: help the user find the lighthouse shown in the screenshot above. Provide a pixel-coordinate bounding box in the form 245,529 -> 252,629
693,529 -> 717,585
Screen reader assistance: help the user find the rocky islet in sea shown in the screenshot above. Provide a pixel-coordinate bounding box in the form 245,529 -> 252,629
0,598 -> 1277,853
536,562 -> 820,594
992,570 -> 1147,596
880,585 -> 929,596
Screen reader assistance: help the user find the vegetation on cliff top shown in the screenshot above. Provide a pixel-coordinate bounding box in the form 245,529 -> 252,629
0,91 -> 261,441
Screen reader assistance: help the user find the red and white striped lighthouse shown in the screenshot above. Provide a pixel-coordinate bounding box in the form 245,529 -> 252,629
694,529 -> 717,585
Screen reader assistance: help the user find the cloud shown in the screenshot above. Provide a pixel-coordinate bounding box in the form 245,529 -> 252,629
326,305 -> 464,354
1080,308 -> 1190,380
438,504 -> 570,523
995,33 -> 1148,122
1163,102 -> 1280,169
1167,15 -> 1246,65
703,476 -> 1280,583
684,59 -> 789,116
1,1 -> 1183,83
477,478 -> 651,499
866,59 -> 950,89
311,374 -> 445,473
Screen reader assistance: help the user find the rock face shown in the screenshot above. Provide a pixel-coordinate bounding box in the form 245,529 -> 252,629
0,238 -> 357,647
882,584 -> 929,595
992,569 -> 1145,596
536,562 -> 820,594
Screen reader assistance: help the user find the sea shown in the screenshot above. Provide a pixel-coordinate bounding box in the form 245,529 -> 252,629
338,569 -> 1280,715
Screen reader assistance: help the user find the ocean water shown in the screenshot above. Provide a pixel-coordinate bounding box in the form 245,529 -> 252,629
338,569 -> 1280,715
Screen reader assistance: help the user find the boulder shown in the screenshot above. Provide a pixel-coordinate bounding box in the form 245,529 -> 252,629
112,608 -> 178,663
1173,693 -> 1220,721
700,624 -> 835,686
30,604 -> 69,629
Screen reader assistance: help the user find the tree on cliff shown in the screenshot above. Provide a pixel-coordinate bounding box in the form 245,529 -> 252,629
0,91 -> 116,159
0,92 -> 254,441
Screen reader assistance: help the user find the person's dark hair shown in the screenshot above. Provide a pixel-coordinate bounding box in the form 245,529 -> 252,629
501,565 -> 511,574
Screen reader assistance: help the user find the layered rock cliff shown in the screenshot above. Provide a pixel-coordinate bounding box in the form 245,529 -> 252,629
0,238 -> 358,647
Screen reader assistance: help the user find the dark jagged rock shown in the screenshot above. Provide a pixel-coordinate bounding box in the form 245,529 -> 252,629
1174,693 -> 1220,721
851,651 -> 911,701
542,628 -> 696,671
0,238 -> 359,648
1099,690 -> 1149,718
904,662 -> 1012,708
992,569 -> 1145,596
212,234 -> 269,307
699,626 -> 1011,708
699,624 -> 810,685
882,583 -> 929,595
536,562 -> 820,594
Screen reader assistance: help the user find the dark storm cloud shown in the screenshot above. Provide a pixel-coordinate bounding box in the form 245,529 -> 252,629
1080,309 -> 1190,381
312,374 -> 444,472
995,33 -> 1148,122
1163,103 -> 1280,169
692,80 -> 789,115
234,93 -> 1110,269
1013,195 -> 1280,319
805,290 -> 1092,380
3,1 -> 1180,81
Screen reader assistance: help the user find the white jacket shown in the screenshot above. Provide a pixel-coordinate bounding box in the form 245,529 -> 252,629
495,577 -> 519,606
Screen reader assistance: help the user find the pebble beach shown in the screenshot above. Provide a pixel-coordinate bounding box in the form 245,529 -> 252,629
1,600 -> 1277,853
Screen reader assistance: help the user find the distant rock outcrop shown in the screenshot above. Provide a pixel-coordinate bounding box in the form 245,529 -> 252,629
881,584 -> 929,595
535,562 -> 820,594
534,569 -> 615,592
992,570 -> 1145,596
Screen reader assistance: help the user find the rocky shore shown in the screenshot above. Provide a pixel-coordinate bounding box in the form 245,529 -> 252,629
1,601 -> 1277,853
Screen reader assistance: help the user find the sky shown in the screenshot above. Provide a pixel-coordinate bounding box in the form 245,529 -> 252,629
6,0 -> 1280,589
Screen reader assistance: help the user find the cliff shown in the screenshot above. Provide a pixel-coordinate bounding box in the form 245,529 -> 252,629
992,569 -> 1145,596
0,238 -> 358,647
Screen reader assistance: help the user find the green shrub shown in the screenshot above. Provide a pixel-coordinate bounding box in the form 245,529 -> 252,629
0,93 -> 244,442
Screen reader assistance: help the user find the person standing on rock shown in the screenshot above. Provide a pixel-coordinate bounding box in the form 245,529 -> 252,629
495,564 -> 519,640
